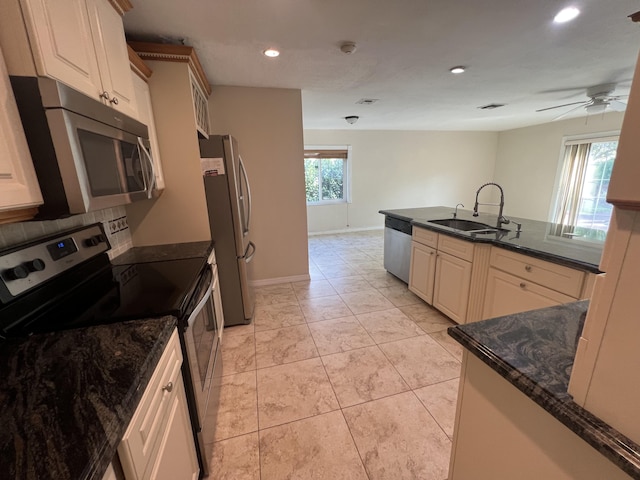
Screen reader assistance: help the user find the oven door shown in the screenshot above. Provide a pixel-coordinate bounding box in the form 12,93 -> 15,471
183,267 -> 219,427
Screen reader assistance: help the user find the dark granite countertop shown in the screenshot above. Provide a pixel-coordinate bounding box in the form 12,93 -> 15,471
379,206 -> 603,272
0,316 -> 177,480
449,302 -> 640,479
111,240 -> 213,265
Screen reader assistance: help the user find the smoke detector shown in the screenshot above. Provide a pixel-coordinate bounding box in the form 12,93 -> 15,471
345,116 -> 359,125
340,42 -> 357,54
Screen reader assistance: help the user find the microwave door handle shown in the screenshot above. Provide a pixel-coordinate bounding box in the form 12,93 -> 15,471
239,155 -> 251,234
138,138 -> 156,198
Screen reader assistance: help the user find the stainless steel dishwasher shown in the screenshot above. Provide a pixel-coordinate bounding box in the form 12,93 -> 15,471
383,216 -> 412,283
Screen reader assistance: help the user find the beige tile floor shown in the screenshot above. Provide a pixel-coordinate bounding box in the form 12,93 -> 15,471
207,230 -> 462,480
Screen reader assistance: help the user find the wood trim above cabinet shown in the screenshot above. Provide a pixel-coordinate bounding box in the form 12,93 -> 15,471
107,0 -> 133,16
127,41 -> 212,96
128,45 -> 152,81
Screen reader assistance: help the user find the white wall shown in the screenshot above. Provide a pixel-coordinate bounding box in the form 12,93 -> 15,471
303,130 -> 499,233
493,112 -> 625,221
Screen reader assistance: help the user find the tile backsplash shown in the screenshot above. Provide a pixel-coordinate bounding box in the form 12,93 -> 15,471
0,206 -> 132,259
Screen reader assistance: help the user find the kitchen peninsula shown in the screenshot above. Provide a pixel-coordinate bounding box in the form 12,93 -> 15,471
380,206 -> 602,324
447,302 -> 640,479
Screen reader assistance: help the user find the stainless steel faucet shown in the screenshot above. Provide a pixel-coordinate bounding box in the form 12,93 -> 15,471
453,203 -> 464,218
472,182 -> 510,228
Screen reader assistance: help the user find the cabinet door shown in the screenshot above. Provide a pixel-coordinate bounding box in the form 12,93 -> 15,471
132,74 -> 165,190
483,268 -> 575,319
147,376 -> 199,480
433,251 -> 472,324
20,0 -> 102,99
0,48 -> 43,213
87,0 -> 137,117
409,240 -> 436,304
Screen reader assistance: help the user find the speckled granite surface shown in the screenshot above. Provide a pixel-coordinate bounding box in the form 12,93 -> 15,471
0,316 -> 177,480
111,240 -> 213,265
449,301 -> 640,479
380,206 -> 602,272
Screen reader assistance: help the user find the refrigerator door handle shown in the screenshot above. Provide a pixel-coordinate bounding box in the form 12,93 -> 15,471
244,241 -> 256,263
239,155 -> 252,234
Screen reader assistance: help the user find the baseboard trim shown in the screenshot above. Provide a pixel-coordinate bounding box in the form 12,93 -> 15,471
308,226 -> 383,236
251,274 -> 311,287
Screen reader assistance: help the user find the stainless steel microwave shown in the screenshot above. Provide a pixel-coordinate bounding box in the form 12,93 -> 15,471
10,76 -> 159,219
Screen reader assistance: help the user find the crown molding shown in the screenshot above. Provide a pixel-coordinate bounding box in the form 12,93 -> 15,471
127,41 -> 212,96
128,45 -> 152,81
108,0 -> 133,15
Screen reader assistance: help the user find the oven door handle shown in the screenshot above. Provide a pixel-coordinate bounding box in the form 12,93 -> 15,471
188,275 -> 214,331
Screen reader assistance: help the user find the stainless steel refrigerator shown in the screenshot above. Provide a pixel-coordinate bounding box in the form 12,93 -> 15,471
200,135 -> 256,326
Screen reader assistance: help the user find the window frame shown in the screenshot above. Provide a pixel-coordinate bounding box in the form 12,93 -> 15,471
549,131 -> 620,241
304,145 -> 352,206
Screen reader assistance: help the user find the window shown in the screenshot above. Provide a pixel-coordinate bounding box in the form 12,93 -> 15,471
551,134 -> 618,241
304,147 -> 349,205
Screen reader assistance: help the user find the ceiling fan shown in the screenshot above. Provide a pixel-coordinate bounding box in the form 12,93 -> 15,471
536,83 -> 628,121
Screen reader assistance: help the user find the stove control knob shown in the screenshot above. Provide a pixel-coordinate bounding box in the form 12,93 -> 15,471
85,234 -> 107,247
26,258 -> 46,272
6,265 -> 28,280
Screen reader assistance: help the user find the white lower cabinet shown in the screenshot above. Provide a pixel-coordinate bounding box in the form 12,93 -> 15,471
409,240 -> 436,304
483,267 -> 575,319
481,247 -> 586,319
433,251 -> 472,324
409,227 -> 475,323
117,330 -> 199,480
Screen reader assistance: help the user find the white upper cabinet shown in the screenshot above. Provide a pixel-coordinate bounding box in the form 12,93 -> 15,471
130,54 -> 165,192
15,0 -> 137,117
0,46 -> 43,219
86,0 -> 137,116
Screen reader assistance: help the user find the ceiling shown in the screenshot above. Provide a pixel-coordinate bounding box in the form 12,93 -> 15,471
123,0 -> 640,131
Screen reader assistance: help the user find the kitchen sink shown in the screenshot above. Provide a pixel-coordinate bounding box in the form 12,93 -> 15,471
427,218 -> 508,233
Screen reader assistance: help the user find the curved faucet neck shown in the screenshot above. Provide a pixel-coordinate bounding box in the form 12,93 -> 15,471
473,183 -> 507,226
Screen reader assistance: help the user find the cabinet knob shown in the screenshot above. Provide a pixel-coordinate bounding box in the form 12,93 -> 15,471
525,265 -> 532,272
109,96 -> 119,105
519,282 -> 526,288
162,381 -> 174,393
99,91 -> 110,100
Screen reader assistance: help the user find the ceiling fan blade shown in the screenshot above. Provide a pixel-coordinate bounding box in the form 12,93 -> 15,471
552,104 -> 587,121
536,101 -> 588,112
609,100 -> 627,112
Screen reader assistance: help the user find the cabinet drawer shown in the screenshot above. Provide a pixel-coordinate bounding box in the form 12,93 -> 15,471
490,247 -> 585,298
118,329 -> 183,480
483,268 -> 576,319
413,227 -> 438,248
437,234 -> 474,262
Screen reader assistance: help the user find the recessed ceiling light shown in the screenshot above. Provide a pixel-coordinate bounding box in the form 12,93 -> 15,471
263,48 -> 280,58
554,6 -> 580,23
450,66 -> 466,74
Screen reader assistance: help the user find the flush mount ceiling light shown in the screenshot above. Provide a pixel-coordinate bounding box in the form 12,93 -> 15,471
345,116 -> 359,124
340,42 -> 357,54
263,48 -> 280,58
449,66 -> 466,74
554,6 -> 580,23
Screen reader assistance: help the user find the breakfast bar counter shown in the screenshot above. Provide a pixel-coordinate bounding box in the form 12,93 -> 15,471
448,302 -> 640,479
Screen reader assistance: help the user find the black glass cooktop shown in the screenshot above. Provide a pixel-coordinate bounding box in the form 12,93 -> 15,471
1,256 -> 207,337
